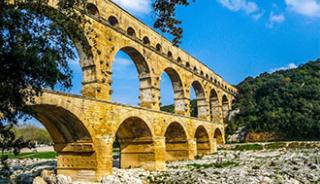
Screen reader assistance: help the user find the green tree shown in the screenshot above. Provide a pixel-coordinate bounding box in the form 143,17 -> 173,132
232,60 -> 320,141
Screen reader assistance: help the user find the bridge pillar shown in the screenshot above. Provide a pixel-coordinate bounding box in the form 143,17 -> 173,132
197,98 -> 210,120
119,137 -> 166,171
212,138 -> 218,153
95,136 -> 114,181
211,104 -> 223,123
174,97 -> 190,116
82,82 -> 110,100
140,86 -> 160,110
187,138 -> 197,160
222,102 -> 230,123
54,142 -> 97,182
153,137 -> 167,170
139,74 -> 160,110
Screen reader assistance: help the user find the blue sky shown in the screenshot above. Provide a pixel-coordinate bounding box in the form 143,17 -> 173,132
68,0 -> 320,106
31,0 -> 320,127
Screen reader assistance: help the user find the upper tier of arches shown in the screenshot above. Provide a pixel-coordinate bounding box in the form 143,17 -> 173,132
81,1 -> 237,95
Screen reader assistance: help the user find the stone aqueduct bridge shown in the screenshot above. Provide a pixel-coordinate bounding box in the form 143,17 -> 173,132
17,0 -> 237,181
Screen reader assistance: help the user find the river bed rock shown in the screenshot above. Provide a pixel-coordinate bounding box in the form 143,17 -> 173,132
2,148 -> 320,184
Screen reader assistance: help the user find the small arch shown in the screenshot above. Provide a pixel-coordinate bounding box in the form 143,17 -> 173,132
195,126 -> 210,155
214,128 -> 224,145
156,43 -> 162,52
186,62 -> 190,68
115,117 -> 154,169
193,66 -> 198,72
127,27 -> 136,37
143,36 -> 150,45
177,57 -> 182,63
164,122 -> 188,161
167,51 -> 173,58
108,16 -> 119,26
85,3 -> 99,16
200,71 -> 204,76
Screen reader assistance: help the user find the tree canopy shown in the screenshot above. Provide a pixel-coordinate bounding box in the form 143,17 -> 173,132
231,60 -> 320,141
0,0 -> 190,124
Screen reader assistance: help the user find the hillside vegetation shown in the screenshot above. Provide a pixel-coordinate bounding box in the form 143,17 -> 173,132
13,123 -> 52,145
230,60 -> 320,141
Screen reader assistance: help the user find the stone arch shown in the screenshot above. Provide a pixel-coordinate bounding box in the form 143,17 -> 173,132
190,81 -> 208,118
164,122 -> 189,161
32,105 -> 92,144
156,43 -> 162,52
143,36 -> 150,45
210,89 -> 221,122
214,128 -> 224,145
194,126 -> 211,155
85,3 -> 99,16
127,27 -> 136,37
30,104 -> 95,179
115,117 -> 154,169
167,51 -> 173,58
111,46 -> 152,107
26,5 -> 98,97
160,68 -> 185,114
177,57 -> 182,63
108,15 -> 119,26
222,94 -> 230,122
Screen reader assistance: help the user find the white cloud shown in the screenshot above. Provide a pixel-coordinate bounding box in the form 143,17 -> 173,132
112,0 -> 152,15
112,57 -> 134,72
252,11 -> 265,21
217,0 -> 265,20
267,12 -> 285,28
286,0 -> 320,17
270,63 -> 298,73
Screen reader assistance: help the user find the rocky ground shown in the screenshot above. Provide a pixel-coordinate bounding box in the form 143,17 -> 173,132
2,147 -> 320,184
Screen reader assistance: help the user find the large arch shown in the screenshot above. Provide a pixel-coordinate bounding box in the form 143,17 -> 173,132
11,2 -> 100,99
214,128 -> 224,145
164,122 -> 189,161
30,104 -> 95,179
194,126 -> 211,155
210,89 -> 221,122
222,95 -> 230,122
115,117 -> 155,169
32,105 -> 92,144
190,81 -> 208,118
160,68 -> 185,114
111,46 -> 152,107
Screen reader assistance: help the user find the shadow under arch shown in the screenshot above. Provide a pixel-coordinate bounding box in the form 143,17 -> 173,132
190,81 -> 207,118
195,126 -> 211,155
32,105 -> 92,144
160,68 -> 185,114
29,104 -> 95,180
214,128 -> 224,145
164,122 -> 189,161
114,117 -> 154,169
111,46 -> 152,107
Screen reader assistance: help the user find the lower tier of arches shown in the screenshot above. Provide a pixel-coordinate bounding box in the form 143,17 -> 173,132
35,91 -> 226,181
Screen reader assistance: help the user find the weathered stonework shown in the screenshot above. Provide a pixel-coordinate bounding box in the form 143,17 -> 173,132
11,0 -> 238,181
